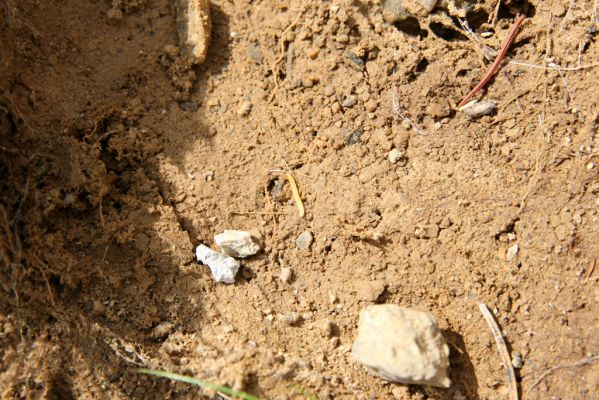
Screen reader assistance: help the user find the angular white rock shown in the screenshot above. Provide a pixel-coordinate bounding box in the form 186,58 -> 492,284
506,243 -> 519,261
352,304 -> 451,388
214,230 -> 260,258
195,244 -> 240,284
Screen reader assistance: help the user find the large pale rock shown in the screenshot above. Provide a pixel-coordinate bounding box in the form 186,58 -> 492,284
195,244 -> 240,284
352,305 -> 451,388
214,230 -> 260,258
176,0 -> 211,64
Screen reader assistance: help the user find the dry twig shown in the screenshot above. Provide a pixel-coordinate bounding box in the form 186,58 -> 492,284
458,16 -> 526,108
479,303 -> 519,400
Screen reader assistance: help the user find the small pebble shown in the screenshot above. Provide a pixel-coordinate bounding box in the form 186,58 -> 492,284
336,33 -> 349,43
388,148 -> 403,164
279,267 -> 293,283
245,44 -> 263,64
365,100 -> 378,112
346,128 -> 363,145
203,171 -> 214,181
306,47 -> 320,59
331,102 -> 341,114
342,96 -> 357,108
506,243 -> 519,261
330,337 -> 340,349
279,312 -> 302,326
328,291 -> 338,304
296,230 -> 314,250
344,50 -> 364,71
512,352 -> 523,369
461,100 -> 497,119
237,101 -> 252,116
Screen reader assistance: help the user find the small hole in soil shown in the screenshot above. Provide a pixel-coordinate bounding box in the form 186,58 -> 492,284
465,9 -> 490,30
393,17 -> 428,38
430,22 -> 468,41
498,0 -> 537,19
415,58 -> 429,73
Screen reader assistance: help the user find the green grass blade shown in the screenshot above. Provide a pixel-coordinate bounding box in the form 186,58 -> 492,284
138,368 -> 261,400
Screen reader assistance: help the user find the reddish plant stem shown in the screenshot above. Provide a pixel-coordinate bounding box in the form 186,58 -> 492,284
458,16 -> 526,108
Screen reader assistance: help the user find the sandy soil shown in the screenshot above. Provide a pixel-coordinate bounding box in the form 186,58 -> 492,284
1,0 -> 598,399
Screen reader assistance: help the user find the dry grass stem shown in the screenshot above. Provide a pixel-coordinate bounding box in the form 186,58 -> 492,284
526,355 -> 599,396
479,303 -> 519,400
285,172 -> 305,218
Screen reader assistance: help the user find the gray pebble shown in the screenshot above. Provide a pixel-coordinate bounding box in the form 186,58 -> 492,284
461,100 -> 497,119
346,128 -> 363,145
342,96 -> 357,108
179,101 -> 198,112
245,43 -> 263,64
279,312 -> 302,326
296,230 -> 314,249
512,352 -> 523,369
344,50 -> 365,71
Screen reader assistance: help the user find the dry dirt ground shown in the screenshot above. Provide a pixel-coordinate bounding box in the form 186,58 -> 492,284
1,0 -> 598,399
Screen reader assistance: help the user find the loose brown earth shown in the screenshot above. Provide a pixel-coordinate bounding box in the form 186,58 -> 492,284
1,0 -> 598,399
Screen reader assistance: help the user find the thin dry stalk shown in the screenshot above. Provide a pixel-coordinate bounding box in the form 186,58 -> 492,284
557,69 -> 576,108
491,0 -> 502,26
230,211 -> 288,216
508,60 -> 599,71
392,92 -> 425,135
558,0 -> 575,34
457,18 -> 493,67
583,259 -> 596,283
457,17 -> 599,71
269,4 -> 309,101
479,303 -> 519,400
525,355 -> 599,396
